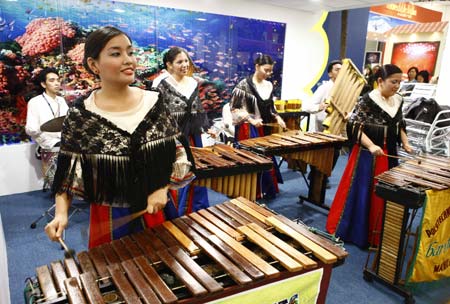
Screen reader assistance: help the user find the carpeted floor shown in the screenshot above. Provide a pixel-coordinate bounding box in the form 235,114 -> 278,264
0,155 -> 449,303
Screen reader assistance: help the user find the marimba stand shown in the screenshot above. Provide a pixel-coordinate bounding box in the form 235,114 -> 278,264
278,112 -> 334,210
363,182 -> 425,304
298,166 -> 330,210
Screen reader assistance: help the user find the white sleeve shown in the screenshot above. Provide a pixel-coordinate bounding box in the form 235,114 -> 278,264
151,70 -> 169,88
25,99 -> 42,138
302,84 -> 327,113
59,98 -> 69,116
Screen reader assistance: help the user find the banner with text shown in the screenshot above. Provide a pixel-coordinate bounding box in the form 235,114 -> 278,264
209,268 -> 323,304
407,188 -> 450,283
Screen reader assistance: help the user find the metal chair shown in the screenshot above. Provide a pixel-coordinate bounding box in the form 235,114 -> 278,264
405,109 -> 450,157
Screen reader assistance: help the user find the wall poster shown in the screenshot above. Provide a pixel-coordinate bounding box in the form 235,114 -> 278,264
0,0 -> 286,145
391,41 -> 440,76
364,51 -> 382,68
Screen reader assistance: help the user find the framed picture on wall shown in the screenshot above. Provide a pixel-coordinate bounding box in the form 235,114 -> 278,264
391,41 -> 440,76
364,51 -> 382,67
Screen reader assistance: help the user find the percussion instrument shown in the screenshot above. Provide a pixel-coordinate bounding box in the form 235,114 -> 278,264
274,100 -> 286,113
285,99 -> 302,112
238,130 -> 347,208
273,100 -> 309,133
276,111 -> 310,133
321,58 -> 366,135
26,196 -> 347,304
364,154 -> 450,304
191,144 -> 273,201
40,116 -> 66,132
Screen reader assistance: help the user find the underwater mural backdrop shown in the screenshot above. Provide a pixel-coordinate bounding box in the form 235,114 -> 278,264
0,0 -> 285,145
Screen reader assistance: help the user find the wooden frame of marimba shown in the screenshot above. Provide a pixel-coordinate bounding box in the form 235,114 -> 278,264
191,144 -> 273,201
26,197 -> 347,304
321,58 -> 366,135
238,130 -> 347,209
364,154 -> 450,304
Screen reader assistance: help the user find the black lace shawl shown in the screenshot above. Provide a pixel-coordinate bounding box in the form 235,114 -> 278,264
157,79 -> 209,138
230,76 -> 278,124
347,92 -> 406,168
52,93 -> 191,213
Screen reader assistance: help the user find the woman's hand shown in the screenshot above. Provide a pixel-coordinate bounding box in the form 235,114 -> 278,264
45,214 -> 68,242
276,115 -> 286,129
45,193 -> 71,242
403,143 -> 414,154
368,144 -> 384,156
248,117 -> 263,127
146,186 -> 169,214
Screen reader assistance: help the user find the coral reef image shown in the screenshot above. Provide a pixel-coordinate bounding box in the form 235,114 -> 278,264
0,0 -> 285,145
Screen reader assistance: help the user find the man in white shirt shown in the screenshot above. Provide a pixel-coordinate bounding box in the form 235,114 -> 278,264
303,60 -> 342,132
302,60 -> 342,187
25,68 -> 69,151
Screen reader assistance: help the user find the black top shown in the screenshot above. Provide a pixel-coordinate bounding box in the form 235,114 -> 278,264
157,79 -> 209,138
52,92 -> 191,213
347,92 -> 406,168
230,76 -> 278,124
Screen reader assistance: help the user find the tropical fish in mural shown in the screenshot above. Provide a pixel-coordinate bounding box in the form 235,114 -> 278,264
0,0 -> 285,146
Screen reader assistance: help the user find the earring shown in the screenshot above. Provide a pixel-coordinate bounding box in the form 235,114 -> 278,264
92,69 -> 98,75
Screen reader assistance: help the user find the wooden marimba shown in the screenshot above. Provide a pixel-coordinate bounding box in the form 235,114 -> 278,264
26,197 -> 347,304
321,58 -> 366,135
238,131 -> 347,208
364,154 -> 450,304
191,144 -> 273,201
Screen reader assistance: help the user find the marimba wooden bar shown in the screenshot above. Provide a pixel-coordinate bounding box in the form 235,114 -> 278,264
26,197 -> 347,304
191,144 -> 273,201
238,130 -> 347,208
321,58 -> 366,135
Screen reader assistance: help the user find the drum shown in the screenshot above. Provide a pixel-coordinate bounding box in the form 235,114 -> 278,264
40,147 -> 60,190
274,99 -> 286,113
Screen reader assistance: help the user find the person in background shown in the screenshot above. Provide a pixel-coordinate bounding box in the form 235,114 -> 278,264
302,60 -> 342,132
302,60 -> 342,187
363,65 -> 372,82
45,26 -> 195,248
230,53 -> 285,199
326,64 -> 413,249
399,66 -> 419,96
417,70 -> 430,83
406,66 -> 419,83
152,47 -> 210,215
25,67 -> 69,152
369,65 -> 381,90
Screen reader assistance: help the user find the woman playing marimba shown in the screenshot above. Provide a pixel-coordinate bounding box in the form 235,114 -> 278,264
45,27 -> 195,248
326,64 -> 413,248
152,47 -> 211,215
230,54 -> 285,199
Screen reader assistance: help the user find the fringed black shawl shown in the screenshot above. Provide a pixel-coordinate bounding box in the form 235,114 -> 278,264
347,92 -> 406,168
157,79 -> 209,138
230,76 -> 277,124
52,94 -> 190,213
